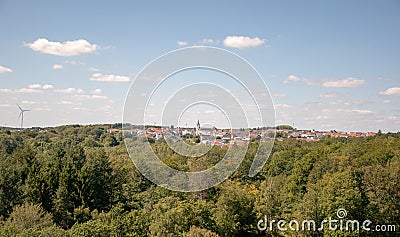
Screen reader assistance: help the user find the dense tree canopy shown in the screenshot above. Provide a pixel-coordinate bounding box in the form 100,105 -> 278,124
0,125 -> 399,236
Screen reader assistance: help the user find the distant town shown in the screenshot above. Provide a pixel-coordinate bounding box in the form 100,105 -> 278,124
110,120 -> 379,146
1,120 -> 381,146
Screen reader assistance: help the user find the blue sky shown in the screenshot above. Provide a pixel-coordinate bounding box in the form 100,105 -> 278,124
0,0 -> 399,131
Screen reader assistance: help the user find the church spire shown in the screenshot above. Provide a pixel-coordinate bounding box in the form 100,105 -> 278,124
195,119 -> 200,136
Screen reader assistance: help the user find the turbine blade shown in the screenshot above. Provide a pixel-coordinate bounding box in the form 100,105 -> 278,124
17,103 -> 22,111
18,112 -> 22,119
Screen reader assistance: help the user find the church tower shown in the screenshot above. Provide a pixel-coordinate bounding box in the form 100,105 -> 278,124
195,119 -> 200,136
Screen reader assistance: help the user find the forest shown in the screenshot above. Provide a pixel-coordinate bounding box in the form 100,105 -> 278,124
0,124 -> 399,236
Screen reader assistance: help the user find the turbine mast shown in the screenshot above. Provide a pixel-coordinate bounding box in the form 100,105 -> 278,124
17,104 -> 29,129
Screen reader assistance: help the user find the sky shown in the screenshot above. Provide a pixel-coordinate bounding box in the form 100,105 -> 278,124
0,0 -> 399,132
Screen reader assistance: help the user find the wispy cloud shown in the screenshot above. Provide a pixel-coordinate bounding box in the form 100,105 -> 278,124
28,84 -> 42,89
351,109 -> 375,114
0,84 -> 54,93
283,75 -> 316,86
379,87 -> 400,96
0,66 -> 13,73
319,93 -> 337,98
54,88 -> 85,94
42,84 -> 54,89
201,39 -> 215,44
52,64 -> 63,70
88,67 -> 100,72
284,75 -> 364,88
177,41 -> 188,47
283,75 -> 301,84
91,89 -> 102,94
322,77 -> 365,88
25,38 -> 98,56
223,36 -> 265,48
89,73 -> 130,82
275,103 -> 294,109
72,94 -> 108,100
272,93 -> 286,98
17,88 -> 42,93
28,84 -> 54,90
57,101 -> 73,105
22,100 -> 38,104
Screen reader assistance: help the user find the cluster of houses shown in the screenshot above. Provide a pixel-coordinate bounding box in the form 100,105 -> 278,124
120,120 -> 261,147
115,120 -> 377,146
276,129 -> 377,141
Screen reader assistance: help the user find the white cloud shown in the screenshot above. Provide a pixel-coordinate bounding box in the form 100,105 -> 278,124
91,95 -> 108,99
42,84 -> 54,89
23,83 -> 53,90
379,87 -> 400,96
319,93 -> 337,98
283,75 -> 300,84
91,89 -> 102,94
383,99 -> 391,104
388,116 -> 397,121
54,88 -> 85,94
201,39 -> 214,44
272,93 -> 286,98
0,103 -> 11,107
275,103 -> 294,109
322,77 -> 365,88
223,36 -> 265,48
283,75 -> 317,86
89,73 -> 130,82
0,86 -> 51,93
28,84 -> 42,89
88,67 -> 100,72
73,94 -> 108,100
53,64 -> 63,69
34,107 -> 51,111
25,38 -> 98,56
17,88 -> 42,93
316,115 -> 329,120
377,77 -> 390,81
22,101 -> 38,104
58,101 -> 73,105
0,66 -> 13,73
352,109 -> 375,114
65,60 -> 86,65
328,109 -> 375,115
177,41 -> 188,47
100,105 -> 112,111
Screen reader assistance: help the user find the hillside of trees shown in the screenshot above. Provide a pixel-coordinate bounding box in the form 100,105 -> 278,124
0,125 -> 399,236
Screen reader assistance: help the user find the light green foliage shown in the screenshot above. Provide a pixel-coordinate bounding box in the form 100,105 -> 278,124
212,181 -> 256,236
70,219 -> 112,237
0,203 -> 67,236
149,196 -> 215,237
188,226 -> 219,237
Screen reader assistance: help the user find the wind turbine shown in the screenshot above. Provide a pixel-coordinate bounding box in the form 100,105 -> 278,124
17,104 -> 30,129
